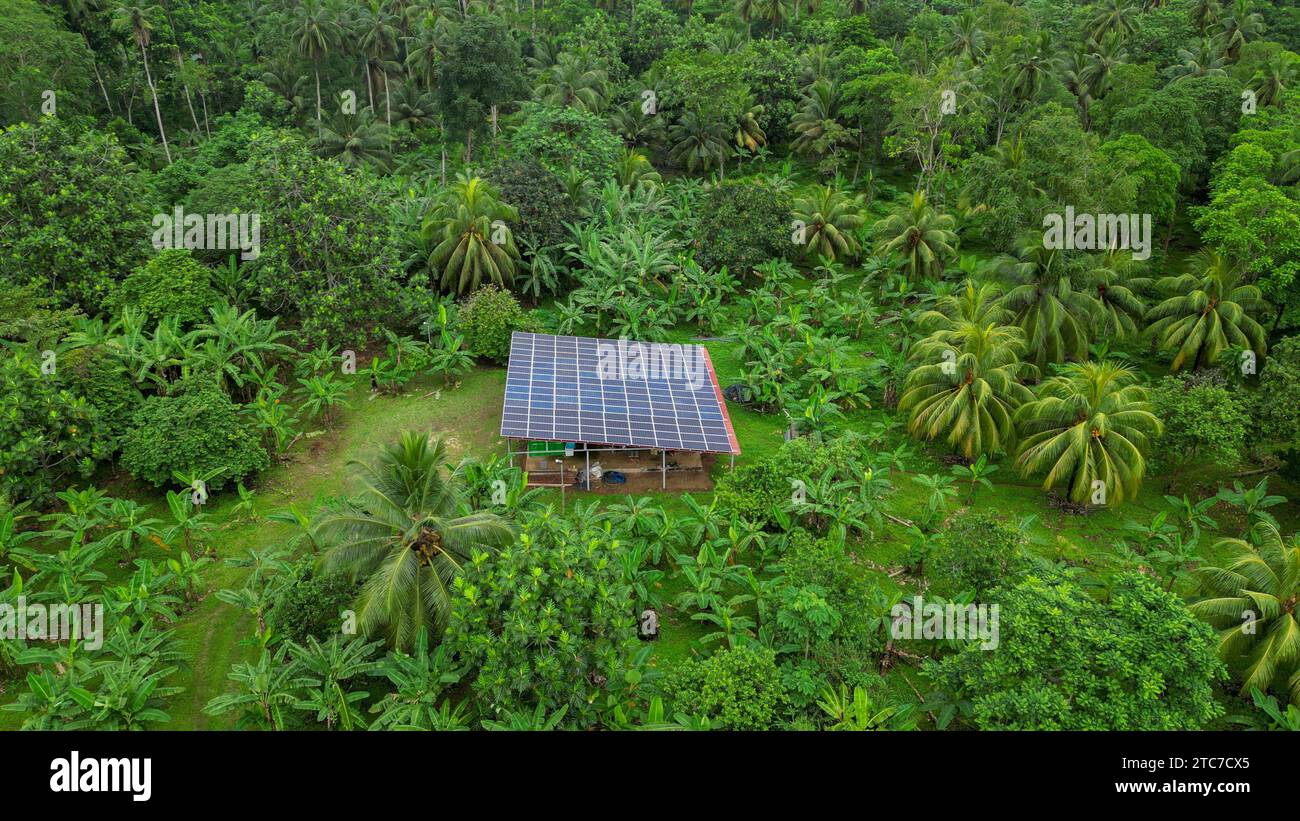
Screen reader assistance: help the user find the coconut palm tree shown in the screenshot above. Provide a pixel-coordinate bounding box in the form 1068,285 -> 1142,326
1014,360 -> 1161,505
1010,31 -> 1054,100
1220,0 -> 1265,61
873,191 -> 958,281
615,148 -> 662,191
793,184 -> 867,262
734,98 -> 767,155
942,11 -> 986,65
534,51 -> 608,113
1251,54 -> 1298,109
1191,0 -> 1221,35
735,0 -> 764,28
1083,32 -> 1128,98
994,238 -> 1098,369
1190,523 -> 1300,702
1088,0 -> 1139,43
668,110 -> 731,174
422,174 -> 521,294
916,279 -> 1012,335
405,15 -> 453,88
899,322 -> 1035,458
314,432 -> 515,650
292,0 -> 344,135
1166,38 -> 1228,82
1144,250 -> 1268,371
763,0 -> 791,37
1079,251 -> 1148,340
316,111 -> 393,168
353,0 -> 400,127
790,78 -> 845,157
112,3 -> 171,163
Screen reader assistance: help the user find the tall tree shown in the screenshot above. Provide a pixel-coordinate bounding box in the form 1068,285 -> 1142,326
292,0 -> 343,136
314,432 -> 515,650
899,321 -> 1034,458
111,3 -> 170,162
1014,360 -> 1161,505
1191,523 -> 1300,703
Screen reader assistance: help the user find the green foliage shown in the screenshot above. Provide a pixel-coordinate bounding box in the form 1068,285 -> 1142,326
1257,335 -> 1300,454
0,350 -> 104,503
692,180 -> 792,277
715,435 -> 864,523
56,346 -> 141,452
269,563 -> 356,646
659,646 -> 787,730
111,250 -> 219,326
445,515 -> 640,729
1149,373 -> 1251,470
120,377 -> 269,492
436,14 -> 528,146
926,511 -> 1025,597
508,104 -> 623,180
0,0 -> 94,126
455,285 -> 531,364
928,572 -> 1227,730
487,157 -> 575,250
228,132 -> 403,343
772,532 -> 891,693
0,117 -> 151,307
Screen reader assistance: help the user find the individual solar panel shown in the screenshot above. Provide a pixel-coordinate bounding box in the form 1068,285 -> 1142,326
500,332 -> 741,454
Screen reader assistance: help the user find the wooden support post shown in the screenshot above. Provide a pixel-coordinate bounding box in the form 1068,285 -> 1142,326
661,450 -> 666,490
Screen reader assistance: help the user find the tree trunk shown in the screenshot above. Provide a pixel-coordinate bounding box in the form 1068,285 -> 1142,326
365,58 -> 375,112
92,57 -> 114,115
140,44 -> 172,163
175,51 -> 203,138
383,70 -> 392,131
314,65 -> 323,137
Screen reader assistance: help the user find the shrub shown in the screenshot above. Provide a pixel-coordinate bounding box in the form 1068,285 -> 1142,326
111,250 -> 219,326
926,511 -> 1025,597
714,434 -> 865,522
691,181 -> 792,277
1256,335 -> 1300,454
1149,373 -> 1250,471
120,377 -> 269,492
926,572 -> 1226,730
0,117 -> 151,307
57,346 -> 141,452
455,285 -> 532,364
774,532 -> 890,694
487,158 -> 575,250
507,104 -> 622,180
0,349 -> 104,503
660,646 -> 788,730
269,563 -> 357,645
445,516 -> 639,729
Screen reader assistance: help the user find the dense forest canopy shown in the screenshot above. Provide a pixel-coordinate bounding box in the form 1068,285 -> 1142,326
2,0 -> 1300,733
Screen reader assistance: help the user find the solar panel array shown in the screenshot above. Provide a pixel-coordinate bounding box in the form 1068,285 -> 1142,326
501,332 -> 740,454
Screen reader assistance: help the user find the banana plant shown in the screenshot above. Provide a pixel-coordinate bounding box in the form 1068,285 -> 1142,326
203,646 -> 300,731
99,498 -> 164,564
288,636 -> 384,731
692,594 -> 757,650
168,550 -> 212,604
0,507 -> 37,572
163,490 -> 216,555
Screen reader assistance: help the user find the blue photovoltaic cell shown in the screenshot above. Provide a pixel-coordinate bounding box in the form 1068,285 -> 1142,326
500,332 -> 739,454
